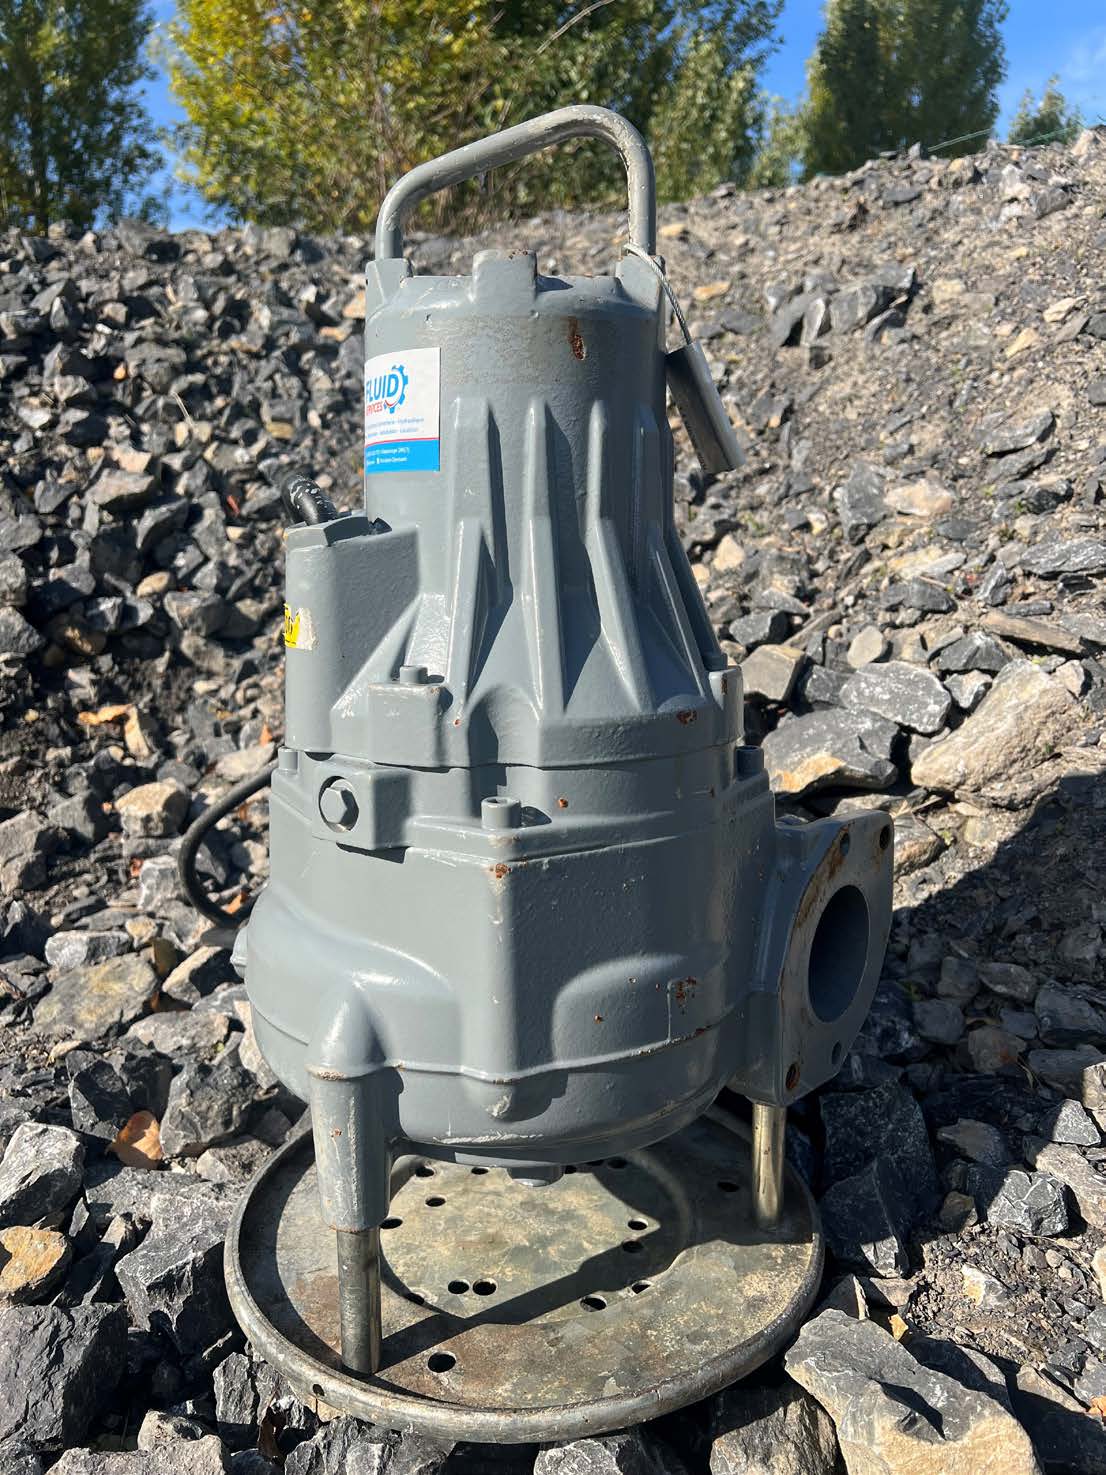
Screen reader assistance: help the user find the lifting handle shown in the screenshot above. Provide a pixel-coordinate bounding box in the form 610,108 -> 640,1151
374,105 -> 656,261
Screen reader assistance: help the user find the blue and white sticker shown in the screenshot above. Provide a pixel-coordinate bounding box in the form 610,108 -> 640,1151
364,345 -> 440,473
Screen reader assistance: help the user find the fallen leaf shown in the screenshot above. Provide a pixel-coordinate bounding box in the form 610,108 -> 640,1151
111,1110 -> 163,1168
77,704 -> 131,727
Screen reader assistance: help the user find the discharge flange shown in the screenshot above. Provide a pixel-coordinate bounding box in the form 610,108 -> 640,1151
224,104 -> 893,1438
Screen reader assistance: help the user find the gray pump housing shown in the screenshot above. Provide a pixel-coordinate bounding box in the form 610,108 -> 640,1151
240,107 -> 894,1236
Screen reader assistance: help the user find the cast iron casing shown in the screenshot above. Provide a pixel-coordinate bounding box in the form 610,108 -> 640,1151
240,239 -> 894,1234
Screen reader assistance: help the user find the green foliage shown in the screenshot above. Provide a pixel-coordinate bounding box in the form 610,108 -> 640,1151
747,96 -> 804,188
0,0 -> 160,232
1007,76 -> 1082,147
167,1 -> 782,232
801,0 -> 1008,177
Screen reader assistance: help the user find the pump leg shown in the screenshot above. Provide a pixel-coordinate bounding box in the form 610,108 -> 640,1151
336,1226 -> 382,1375
751,1102 -> 786,1229
306,1039 -> 392,1379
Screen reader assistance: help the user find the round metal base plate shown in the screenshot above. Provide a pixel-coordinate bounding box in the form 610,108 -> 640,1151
226,1106 -> 823,1444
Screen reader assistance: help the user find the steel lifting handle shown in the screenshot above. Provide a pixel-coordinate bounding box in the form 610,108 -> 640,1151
374,105 -> 656,260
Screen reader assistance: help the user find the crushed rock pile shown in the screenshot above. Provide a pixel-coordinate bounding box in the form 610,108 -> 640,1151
1,125 -> 1106,1473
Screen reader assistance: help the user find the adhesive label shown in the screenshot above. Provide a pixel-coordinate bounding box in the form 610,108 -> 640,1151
283,604 -> 316,650
364,344 -> 440,473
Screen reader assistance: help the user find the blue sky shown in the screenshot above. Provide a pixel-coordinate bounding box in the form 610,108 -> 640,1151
145,1 -> 1106,230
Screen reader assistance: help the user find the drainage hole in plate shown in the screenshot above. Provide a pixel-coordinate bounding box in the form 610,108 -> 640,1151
631,1281 -> 651,1294
425,1196 -> 446,1207
470,1167 -> 488,1175
381,1217 -> 402,1230
472,1279 -> 497,1295
448,1279 -> 470,1295
428,1353 -> 456,1373
581,1295 -> 606,1311
414,1165 -> 435,1178
404,1290 -> 426,1305
627,1218 -> 648,1231
621,1240 -> 644,1254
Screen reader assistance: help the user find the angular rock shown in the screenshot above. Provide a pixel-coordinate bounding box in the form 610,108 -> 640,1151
114,1192 -> 232,1355
834,465 -> 887,542
44,931 -> 130,972
977,961 -> 1036,1004
33,954 -> 158,1041
707,1379 -> 839,1474
841,660 -> 951,734
741,644 -> 805,703
0,1123 -> 84,1229
981,410 -> 1054,456
910,660 -> 1074,794
56,1213 -> 140,1306
161,945 -> 232,1005
965,1165 -> 1069,1236
0,1304 -> 124,1452
66,1053 -> 133,1141
1025,1140 -> 1106,1229
935,1119 -> 1009,1166
0,1226 -> 71,1303
1035,982 -> 1106,1045
534,1429 -> 678,1475
1038,1099 -> 1101,1146
159,1041 -> 257,1157
114,782 -> 189,839
51,1445 -> 227,1474
761,710 -> 897,799
821,1082 -> 938,1218
785,1310 -> 1041,1475
1022,536 -> 1106,577
1012,1364 -> 1106,1474
820,1158 -> 911,1276
935,630 -> 1008,674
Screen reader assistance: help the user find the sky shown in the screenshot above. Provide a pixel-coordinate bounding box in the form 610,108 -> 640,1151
145,0 -> 1106,230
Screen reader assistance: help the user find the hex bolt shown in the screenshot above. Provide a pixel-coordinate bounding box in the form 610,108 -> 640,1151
482,796 -> 522,830
398,664 -> 429,685
319,779 -> 359,831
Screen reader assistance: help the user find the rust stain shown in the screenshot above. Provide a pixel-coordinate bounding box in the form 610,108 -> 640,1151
673,976 -> 698,1006
557,797 -> 569,809
795,839 -> 849,933
594,1014 -> 604,1023
331,1128 -> 342,1138
491,863 -> 509,880
568,316 -> 586,360
676,709 -> 697,725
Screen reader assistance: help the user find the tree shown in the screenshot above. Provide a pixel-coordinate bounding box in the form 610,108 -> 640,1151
801,0 -> 1008,177
167,0 -> 497,234
1008,77 -> 1082,147
747,96 -> 804,188
167,1 -> 783,233
802,0 -> 887,177
0,0 -> 160,233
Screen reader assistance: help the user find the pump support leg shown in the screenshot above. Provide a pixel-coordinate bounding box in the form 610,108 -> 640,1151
336,1227 -> 382,1375
751,1102 -> 786,1229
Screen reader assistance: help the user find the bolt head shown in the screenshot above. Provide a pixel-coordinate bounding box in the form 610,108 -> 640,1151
319,780 -> 358,831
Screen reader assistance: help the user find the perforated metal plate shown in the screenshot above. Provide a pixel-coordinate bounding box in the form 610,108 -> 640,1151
226,1107 -> 822,1444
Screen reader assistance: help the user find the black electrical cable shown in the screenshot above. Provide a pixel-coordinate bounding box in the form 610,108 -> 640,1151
177,761 -> 278,928
280,472 -> 337,526
178,468 -> 334,927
